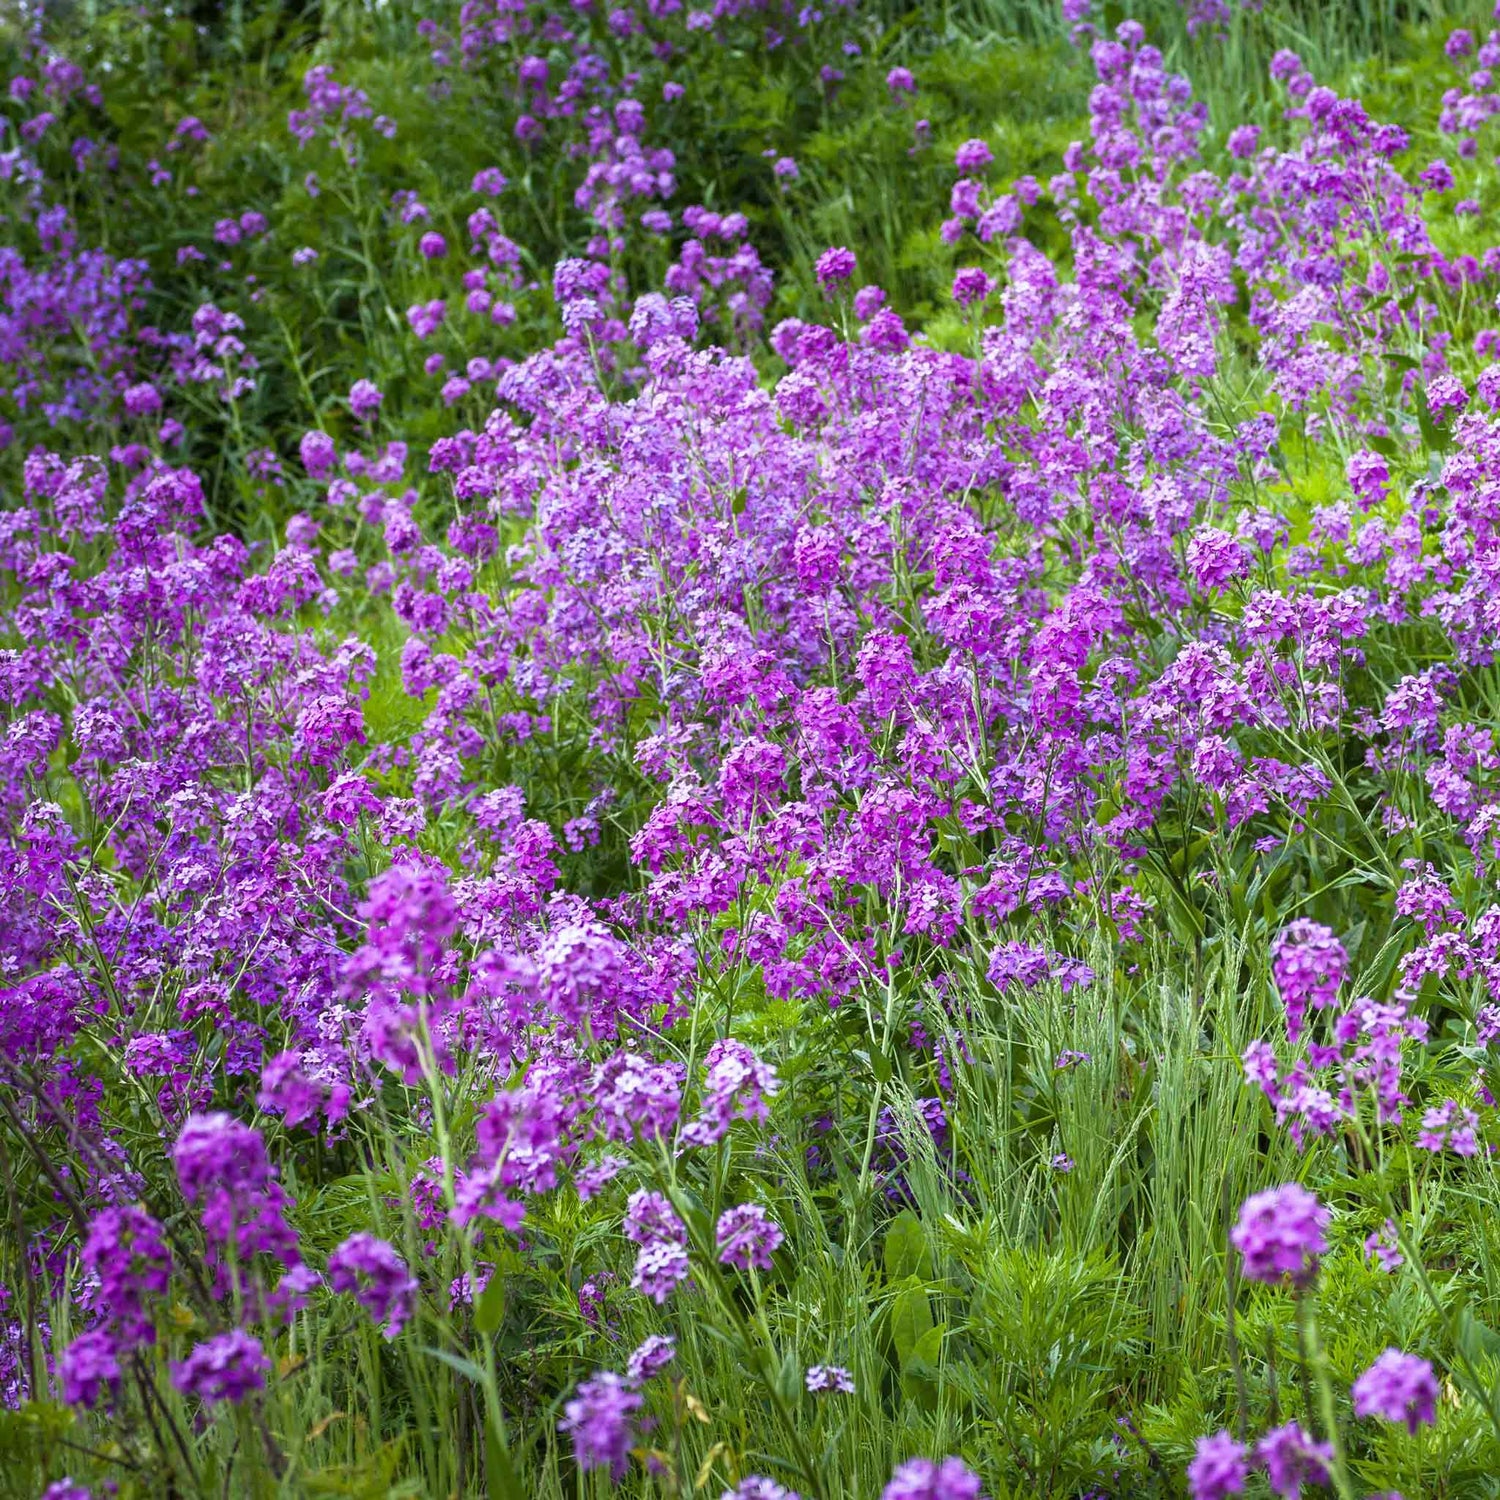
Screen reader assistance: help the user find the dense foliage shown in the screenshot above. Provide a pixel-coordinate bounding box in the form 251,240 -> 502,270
7,1 -> 1500,1496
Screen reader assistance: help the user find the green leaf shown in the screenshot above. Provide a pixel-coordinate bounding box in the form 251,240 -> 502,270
475,1274 -> 506,1337
487,1419 -> 524,1500
1414,387 -> 1453,455
905,1323 -> 946,1373
1456,1306 -> 1500,1363
891,1284 -> 934,1366
418,1345 -> 486,1384
884,1211 -> 927,1282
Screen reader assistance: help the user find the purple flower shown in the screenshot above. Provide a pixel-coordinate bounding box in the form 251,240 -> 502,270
1416,1099 -> 1480,1156
299,429 -> 337,479
1226,125 -> 1260,159
882,1457 -> 983,1500
722,1482 -> 798,1500
886,66 -> 916,94
1419,159 -> 1455,193
472,167 -> 507,196
1255,1422 -> 1332,1499
1346,450 -> 1389,509
348,379 -> 383,421
418,231 -> 447,260
1187,527 -> 1251,591
1230,1184 -> 1329,1285
122,382 -> 161,416
625,1333 -> 676,1384
815,246 -> 856,290
81,1205 -> 170,1347
1352,1349 -> 1439,1434
805,1364 -> 855,1394
174,1113 -> 272,1200
954,138 -> 993,172
42,1482 -> 93,1500
327,1234 -> 417,1338
593,1053 -> 684,1142
558,1371 -> 641,1481
681,1041 -> 778,1147
1364,1220 -> 1404,1273
716,1204 -> 784,1271
59,1331 -> 121,1407
631,1240 -> 691,1303
1271,922 -> 1347,1041
623,1190 -> 687,1246
170,1329 -> 270,1405
1187,1431 -> 1247,1500
951,268 -> 993,308
173,1114 -> 298,1263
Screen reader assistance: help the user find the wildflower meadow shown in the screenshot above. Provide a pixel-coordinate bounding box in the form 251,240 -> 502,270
8,0 -> 1500,1496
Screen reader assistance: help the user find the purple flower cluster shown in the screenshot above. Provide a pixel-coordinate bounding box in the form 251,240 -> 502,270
1230,1184 -> 1329,1285
170,1329 -> 271,1405
8,3 -> 1500,1489
327,1234 -> 418,1338
558,1370 -> 642,1481
1188,1424 -> 1332,1500
882,1457 -> 984,1500
1352,1349 -> 1440,1434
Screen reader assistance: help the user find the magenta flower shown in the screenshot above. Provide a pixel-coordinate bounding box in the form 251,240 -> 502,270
954,138 -> 993,172
951,267 -> 993,308
631,1240 -> 691,1303
59,1331 -> 121,1408
625,1333 -> 676,1384
81,1205 -> 170,1347
1187,527 -> 1251,591
41,1482 -> 93,1500
299,429 -> 336,478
